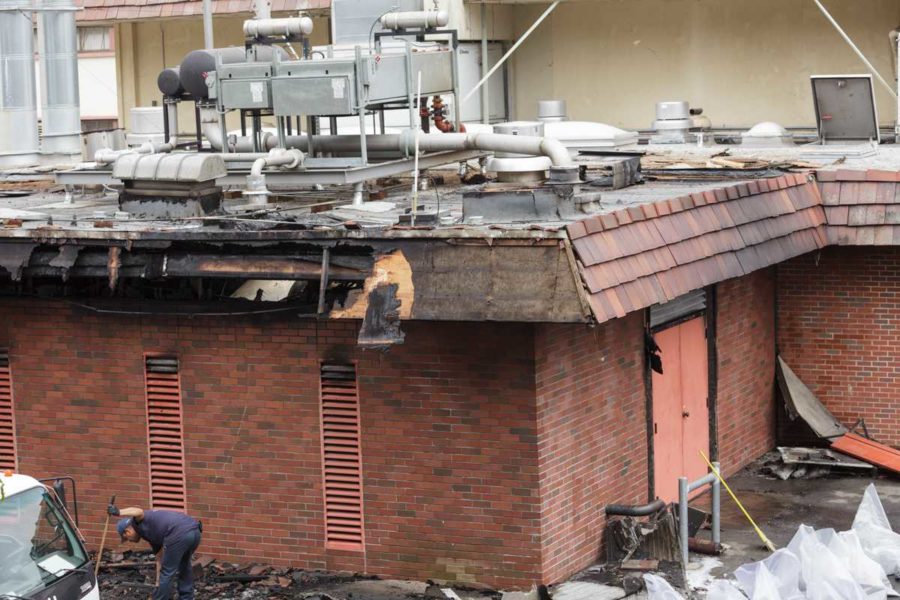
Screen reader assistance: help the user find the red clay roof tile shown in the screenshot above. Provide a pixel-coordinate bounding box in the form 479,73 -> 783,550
567,174 -> 899,324
866,170 -> 900,183
835,169 -> 867,182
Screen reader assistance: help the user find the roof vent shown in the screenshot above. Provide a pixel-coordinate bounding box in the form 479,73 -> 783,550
651,101 -> 696,144
537,100 -> 568,123
742,122 -> 794,147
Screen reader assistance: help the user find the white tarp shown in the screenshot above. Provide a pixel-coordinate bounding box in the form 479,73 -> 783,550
645,484 -> 900,600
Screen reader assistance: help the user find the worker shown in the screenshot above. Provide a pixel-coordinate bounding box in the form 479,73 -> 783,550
108,502 -> 202,600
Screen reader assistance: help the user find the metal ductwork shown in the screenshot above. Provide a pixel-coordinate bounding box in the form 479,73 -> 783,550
0,0 -> 41,168
38,0 -> 82,155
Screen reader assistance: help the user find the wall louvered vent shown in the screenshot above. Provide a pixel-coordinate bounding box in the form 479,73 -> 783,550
0,351 -> 17,471
144,356 -> 187,511
320,363 -> 364,551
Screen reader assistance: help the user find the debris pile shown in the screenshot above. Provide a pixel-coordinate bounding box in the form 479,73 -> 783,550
760,447 -> 875,480
643,484 -> 900,599
96,551 -> 377,600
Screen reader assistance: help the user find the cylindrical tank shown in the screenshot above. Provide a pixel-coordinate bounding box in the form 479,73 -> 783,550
158,67 -> 185,97
179,46 -> 283,99
380,10 -> 449,30
0,0 -> 40,167
39,0 -> 82,155
243,16 -> 314,39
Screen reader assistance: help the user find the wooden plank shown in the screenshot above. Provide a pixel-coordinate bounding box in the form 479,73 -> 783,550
831,434 -> 900,475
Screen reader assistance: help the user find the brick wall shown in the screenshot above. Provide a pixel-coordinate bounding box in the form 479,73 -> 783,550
534,314 -> 648,583
777,247 -> 900,446
0,300 -> 542,589
715,269 -> 777,474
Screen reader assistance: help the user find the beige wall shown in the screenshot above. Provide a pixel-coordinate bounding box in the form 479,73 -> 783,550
115,15 -> 329,132
508,0 -> 900,129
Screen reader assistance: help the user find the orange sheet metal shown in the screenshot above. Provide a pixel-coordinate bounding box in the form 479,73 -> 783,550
831,433 -> 900,475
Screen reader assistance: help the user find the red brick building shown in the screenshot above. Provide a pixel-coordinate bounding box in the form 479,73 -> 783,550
0,169 -> 896,589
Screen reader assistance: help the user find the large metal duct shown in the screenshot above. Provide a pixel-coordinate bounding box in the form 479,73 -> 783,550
0,0 -> 40,168
38,0 -> 82,155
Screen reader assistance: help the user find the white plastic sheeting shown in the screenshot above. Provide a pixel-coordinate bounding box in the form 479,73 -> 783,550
645,484 -> 900,600
643,574 -> 684,600
854,483 -> 900,577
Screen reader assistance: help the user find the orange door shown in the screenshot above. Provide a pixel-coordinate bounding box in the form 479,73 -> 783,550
651,316 -> 710,502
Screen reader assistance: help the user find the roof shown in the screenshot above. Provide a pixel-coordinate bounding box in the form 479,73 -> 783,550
77,0 -> 329,22
818,169 -> 900,246
566,169 -> 900,324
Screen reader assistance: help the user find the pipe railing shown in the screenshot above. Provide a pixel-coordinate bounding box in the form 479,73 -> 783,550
678,462 -> 721,566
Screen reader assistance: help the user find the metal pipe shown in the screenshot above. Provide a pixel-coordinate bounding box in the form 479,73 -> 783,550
253,0 -> 270,20
244,16 -> 313,39
463,0 -> 560,103
38,0 -> 82,155
481,2 -> 489,125
812,0 -> 897,99
202,0 -> 214,49
712,462 -> 721,546
0,0 -> 40,167
249,148 -> 302,176
605,499 -> 666,517
893,28 -> 900,140
279,131 -> 575,167
677,461 -> 722,566
380,10 -> 449,31
679,477 -> 690,566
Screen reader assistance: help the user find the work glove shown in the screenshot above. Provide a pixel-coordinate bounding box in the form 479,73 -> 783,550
107,504 -> 120,516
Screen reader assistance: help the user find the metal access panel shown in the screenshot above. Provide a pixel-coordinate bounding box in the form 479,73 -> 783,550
811,75 -> 880,143
458,42 -> 508,123
272,61 -> 357,116
219,62 -> 275,110
221,79 -> 272,110
331,0 -> 422,46
367,51 -> 455,104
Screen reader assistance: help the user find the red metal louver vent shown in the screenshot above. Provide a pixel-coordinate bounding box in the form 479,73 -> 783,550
144,356 -> 187,511
0,351 -> 17,471
320,363 -> 365,552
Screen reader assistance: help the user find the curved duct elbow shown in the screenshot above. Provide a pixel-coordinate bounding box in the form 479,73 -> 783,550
380,10 -> 449,30
413,132 -> 575,168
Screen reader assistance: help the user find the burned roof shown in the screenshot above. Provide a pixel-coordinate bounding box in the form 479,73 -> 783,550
3,143 -> 900,329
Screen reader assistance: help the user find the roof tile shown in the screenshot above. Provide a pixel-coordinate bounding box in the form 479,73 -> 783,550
566,220 -> 588,240
567,175 -> 898,325
835,169 -> 867,182
866,169 -> 900,182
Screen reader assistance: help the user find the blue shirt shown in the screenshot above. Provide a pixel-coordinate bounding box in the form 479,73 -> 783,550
134,510 -> 200,553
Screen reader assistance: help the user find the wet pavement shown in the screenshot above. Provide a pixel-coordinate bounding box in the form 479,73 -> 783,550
689,467 -> 900,595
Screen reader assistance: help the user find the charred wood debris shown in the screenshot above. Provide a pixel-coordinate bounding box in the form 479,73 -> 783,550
94,550 -> 502,600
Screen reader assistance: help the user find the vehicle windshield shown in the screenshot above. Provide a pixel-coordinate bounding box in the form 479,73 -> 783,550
0,486 -> 88,597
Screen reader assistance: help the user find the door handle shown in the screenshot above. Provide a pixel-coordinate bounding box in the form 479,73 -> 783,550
682,410 -> 690,418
